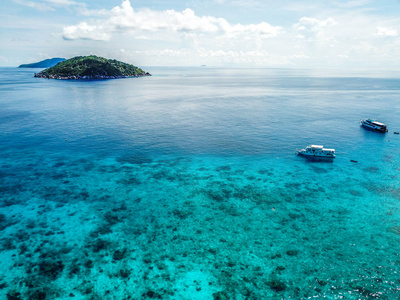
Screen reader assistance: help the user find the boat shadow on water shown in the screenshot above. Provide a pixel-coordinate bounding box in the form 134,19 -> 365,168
299,156 -> 335,163
360,127 -> 387,140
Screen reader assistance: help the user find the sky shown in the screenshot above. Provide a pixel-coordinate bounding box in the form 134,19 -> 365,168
1,0 -> 400,69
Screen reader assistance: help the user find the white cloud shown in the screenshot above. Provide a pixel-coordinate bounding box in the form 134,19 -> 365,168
376,26 -> 398,37
63,22 -> 111,41
213,0 -> 263,9
62,0 -> 281,40
13,0 -> 103,15
294,17 -> 337,32
291,16 -> 338,47
53,1 -> 400,68
44,0 -> 78,5
14,0 -> 82,10
224,22 -> 280,37
13,0 -> 56,11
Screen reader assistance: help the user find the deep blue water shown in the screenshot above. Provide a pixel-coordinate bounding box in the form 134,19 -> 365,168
1,67 -> 400,299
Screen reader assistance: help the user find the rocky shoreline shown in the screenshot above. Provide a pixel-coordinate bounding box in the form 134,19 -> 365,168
34,73 -> 151,80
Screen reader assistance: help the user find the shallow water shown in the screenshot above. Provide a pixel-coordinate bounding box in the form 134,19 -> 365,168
1,67 -> 400,299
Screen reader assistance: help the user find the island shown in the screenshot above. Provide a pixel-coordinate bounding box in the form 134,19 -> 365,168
34,55 -> 151,80
19,58 -> 66,68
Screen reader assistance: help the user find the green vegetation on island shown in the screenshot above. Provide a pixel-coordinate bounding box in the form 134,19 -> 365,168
34,56 -> 151,80
19,58 -> 66,68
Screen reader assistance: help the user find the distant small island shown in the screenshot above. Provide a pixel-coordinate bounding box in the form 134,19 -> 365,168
34,56 -> 151,80
19,58 -> 66,68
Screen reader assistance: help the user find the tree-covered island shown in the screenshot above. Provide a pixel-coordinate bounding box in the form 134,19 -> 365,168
34,55 -> 151,80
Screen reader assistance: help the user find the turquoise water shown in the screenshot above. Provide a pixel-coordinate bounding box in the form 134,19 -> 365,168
1,67 -> 400,299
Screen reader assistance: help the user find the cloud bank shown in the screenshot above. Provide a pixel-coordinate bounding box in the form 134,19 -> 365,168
63,0 -> 281,41
58,0 -> 400,68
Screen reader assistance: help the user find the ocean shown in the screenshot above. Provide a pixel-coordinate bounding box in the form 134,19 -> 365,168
0,67 -> 400,299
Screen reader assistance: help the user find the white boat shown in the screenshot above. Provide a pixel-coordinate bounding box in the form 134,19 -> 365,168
296,145 -> 335,158
361,119 -> 388,133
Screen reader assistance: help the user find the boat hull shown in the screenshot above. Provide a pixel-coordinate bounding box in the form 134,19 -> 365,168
297,152 -> 335,158
361,124 -> 387,133
361,119 -> 388,133
296,145 -> 336,158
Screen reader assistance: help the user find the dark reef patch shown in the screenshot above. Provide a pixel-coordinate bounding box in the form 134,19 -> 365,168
172,209 -> 192,220
309,166 -> 329,174
363,166 -> 380,173
68,262 -> 81,277
142,290 -> 163,299
117,176 -> 141,185
0,213 -> 9,231
6,291 -> 23,300
113,248 -> 128,261
213,291 -> 230,300
84,259 -> 94,269
216,165 -> 231,172
363,183 -> 400,200
26,289 -> 47,300
90,224 -> 112,237
351,285 -> 381,299
267,278 -> 287,292
38,260 -> 65,279
205,189 -> 227,202
104,212 -> 121,226
119,268 -> 131,279
387,226 -> 400,235
90,238 -> 111,253
258,169 -> 274,176
1,238 -> 16,250
0,282 -> 8,289
116,154 -> 152,165
286,250 -> 299,256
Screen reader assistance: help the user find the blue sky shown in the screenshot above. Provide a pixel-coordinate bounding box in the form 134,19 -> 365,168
1,0 -> 400,68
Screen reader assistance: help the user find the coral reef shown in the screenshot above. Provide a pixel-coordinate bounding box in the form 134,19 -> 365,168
0,153 -> 399,299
